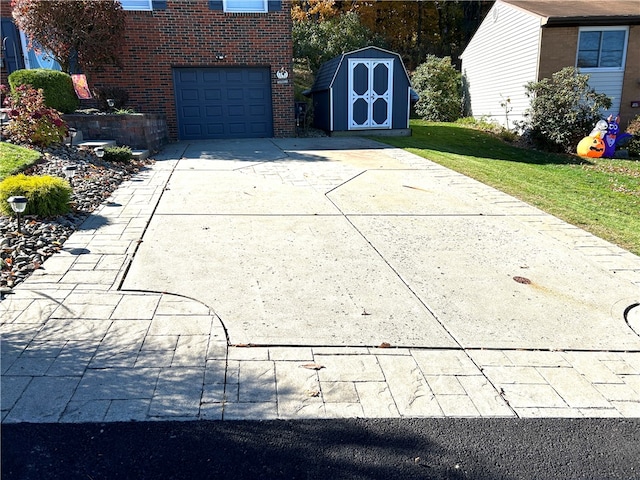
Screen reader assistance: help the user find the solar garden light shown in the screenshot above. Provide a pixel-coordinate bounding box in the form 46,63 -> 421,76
107,98 -> 115,112
94,147 -> 105,158
7,196 -> 27,234
62,165 -> 77,182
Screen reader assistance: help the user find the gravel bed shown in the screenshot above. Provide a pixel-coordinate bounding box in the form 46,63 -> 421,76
1,143 -> 152,292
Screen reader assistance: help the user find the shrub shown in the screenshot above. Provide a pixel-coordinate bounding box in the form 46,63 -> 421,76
517,67 -> 611,153
104,145 -> 132,163
8,69 -> 78,113
0,174 -> 72,217
2,84 -> 68,148
626,115 -> 640,157
412,55 -> 463,123
93,86 -> 129,112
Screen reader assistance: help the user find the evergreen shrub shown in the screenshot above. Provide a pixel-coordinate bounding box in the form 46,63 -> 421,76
8,69 -> 79,113
0,174 -> 72,217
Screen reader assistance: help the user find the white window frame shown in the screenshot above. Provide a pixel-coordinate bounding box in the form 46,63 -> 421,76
120,0 -> 153,11
223,0 -> 267,13
576,26 -> 628,73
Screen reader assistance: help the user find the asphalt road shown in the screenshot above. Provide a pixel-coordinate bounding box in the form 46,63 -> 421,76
3,418 -> 639,479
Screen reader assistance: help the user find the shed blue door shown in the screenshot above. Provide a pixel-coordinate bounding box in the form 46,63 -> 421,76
173,67 -> 273,140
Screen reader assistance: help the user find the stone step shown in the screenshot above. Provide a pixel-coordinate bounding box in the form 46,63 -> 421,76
132,149 -> 150,161
76,140 -> 117,149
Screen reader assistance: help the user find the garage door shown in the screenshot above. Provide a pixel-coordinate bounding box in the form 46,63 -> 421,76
173,67 -> 273,140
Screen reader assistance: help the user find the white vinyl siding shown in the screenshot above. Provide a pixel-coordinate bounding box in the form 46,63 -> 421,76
120,0 -> 152,10
581,71 -> 625,119
460,1 -> 541,129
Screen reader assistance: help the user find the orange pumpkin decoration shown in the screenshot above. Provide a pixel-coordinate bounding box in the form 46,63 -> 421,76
577,136 -> 605,158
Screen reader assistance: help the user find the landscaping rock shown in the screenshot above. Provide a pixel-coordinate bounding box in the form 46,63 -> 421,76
0,143 -> 152,291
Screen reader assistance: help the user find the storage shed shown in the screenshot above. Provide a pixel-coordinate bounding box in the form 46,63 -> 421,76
305,46 -> 416,136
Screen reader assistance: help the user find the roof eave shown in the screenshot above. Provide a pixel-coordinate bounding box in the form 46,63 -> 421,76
542,16 -> 640,27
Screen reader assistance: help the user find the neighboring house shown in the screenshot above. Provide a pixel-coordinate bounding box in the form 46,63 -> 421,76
305,46 -> 416,136
460,0 -> 640,130
1,0 -> 295,140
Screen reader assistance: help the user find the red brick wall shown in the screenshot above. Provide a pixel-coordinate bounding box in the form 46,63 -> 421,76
92,0 -> 295,140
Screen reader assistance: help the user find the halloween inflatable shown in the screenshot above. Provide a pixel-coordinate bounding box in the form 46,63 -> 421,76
577,115 -> 631,158
602,115 -> 632,158
577,136 -> 605,158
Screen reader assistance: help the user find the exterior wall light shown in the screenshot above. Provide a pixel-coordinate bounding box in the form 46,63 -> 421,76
7,196 -> 28,234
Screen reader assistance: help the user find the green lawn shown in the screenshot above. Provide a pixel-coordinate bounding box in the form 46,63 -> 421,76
376,120 -> 640,256
0,142 -> 42,180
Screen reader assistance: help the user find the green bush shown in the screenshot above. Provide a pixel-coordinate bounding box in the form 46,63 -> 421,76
412,55 -> 463,122
0,174 -> 72,217
517,67 -> 611,153
8,69 -> 79,113
626,115 -> 640,157
104,145 -> 132,163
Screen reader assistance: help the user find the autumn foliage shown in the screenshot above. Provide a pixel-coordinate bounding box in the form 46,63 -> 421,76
11,0 -> 126,74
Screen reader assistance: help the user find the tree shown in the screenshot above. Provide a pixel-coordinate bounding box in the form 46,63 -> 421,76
11,0 -> 126,74
519,67 -> 612,153
412,55 -> 462,122
293,11 -> 385,72
291,0 -> 340,22
347,1 -> 492,70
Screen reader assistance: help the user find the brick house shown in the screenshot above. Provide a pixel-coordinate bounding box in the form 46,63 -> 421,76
460,0 -> 640,129
1,0 -> 295,140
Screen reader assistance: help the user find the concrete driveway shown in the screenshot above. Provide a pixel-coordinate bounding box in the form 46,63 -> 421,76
122,138 -> 640,350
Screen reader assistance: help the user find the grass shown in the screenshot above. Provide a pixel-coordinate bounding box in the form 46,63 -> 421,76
375,120 -> 640,256
0,142 -> 42,180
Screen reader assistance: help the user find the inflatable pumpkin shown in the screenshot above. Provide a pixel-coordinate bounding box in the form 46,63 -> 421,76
577,136 -> 605,158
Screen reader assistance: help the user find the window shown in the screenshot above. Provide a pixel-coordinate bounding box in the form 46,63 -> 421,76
20,32 -> 61,70
577,27 -> 627,69
120,0 -> 152,11
224,0 -> 267,13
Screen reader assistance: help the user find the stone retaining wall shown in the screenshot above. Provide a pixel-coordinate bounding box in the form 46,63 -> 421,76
62,113 -> 168,152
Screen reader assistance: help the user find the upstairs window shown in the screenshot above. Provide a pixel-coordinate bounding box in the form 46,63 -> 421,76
120,0 -> 153,11
224,0 -> 267,12
577,27 -> 627,70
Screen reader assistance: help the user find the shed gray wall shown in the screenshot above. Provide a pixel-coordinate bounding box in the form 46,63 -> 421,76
311,91 -> 331,131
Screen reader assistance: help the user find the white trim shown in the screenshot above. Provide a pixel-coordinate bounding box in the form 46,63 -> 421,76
223,0 -> 267,13
406,86 -> 411,128
329,88 -> 334,132
120,0 -> 153,11
576,26 -> 628,72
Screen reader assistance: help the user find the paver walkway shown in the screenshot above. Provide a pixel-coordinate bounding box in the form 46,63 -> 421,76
2,138 -> 640,422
